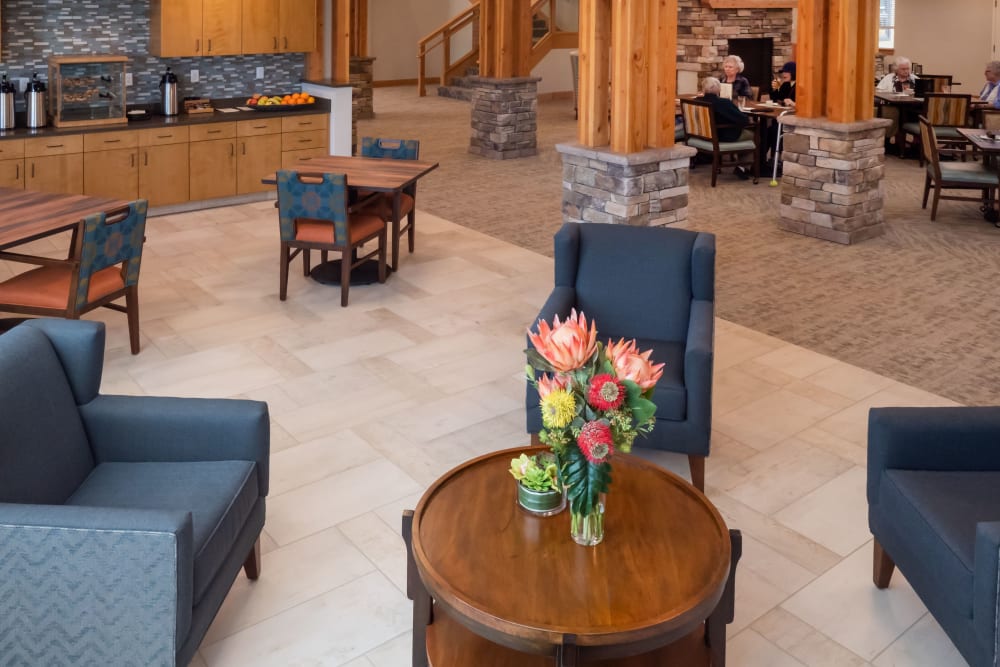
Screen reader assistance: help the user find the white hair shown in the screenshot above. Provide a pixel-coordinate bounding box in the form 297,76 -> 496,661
989,61 -> 1000,75
702,77 -> 722,94
894,56 -> 912,68
723,55 -> 745,73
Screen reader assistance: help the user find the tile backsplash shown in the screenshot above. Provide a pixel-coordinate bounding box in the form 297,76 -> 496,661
0,0 -> 306,105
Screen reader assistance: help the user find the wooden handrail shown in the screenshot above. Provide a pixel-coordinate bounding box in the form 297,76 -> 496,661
418,1 -> 480,97
418,1 -> 480,49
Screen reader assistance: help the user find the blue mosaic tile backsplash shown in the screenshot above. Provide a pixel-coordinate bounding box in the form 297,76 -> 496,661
0,0 -> 307,105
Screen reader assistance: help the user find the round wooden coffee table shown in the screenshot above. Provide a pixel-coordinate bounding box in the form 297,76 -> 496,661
401,447 -> 740,666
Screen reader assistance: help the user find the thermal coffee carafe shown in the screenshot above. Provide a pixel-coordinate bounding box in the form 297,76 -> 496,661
25,73 -> 47,128
160,67 -> 179,116
0,75 -> 15,130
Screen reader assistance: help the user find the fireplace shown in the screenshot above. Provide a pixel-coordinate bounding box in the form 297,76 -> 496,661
728,38 -> 775,96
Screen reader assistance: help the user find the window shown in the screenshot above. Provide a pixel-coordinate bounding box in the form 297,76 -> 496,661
879,0 -> 895,49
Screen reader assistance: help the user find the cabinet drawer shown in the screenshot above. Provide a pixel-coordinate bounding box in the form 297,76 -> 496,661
24,135 -> 84,157
189,122 -> 237,142
281,113 -> 327,133
84,130 -> 139,152
139,126 -> 190,146
238,118 -> 282,137
282,129 -> 326,152
281,147 -> 328,169
0,139 -> 25,159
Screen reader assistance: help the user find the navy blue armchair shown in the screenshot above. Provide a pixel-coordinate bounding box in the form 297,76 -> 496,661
526,223 -> 716,490
868,407 -> 1000,667
0,319 -> 270,666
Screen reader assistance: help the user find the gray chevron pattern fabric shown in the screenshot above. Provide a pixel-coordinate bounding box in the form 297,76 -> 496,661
0,525 -> 177,666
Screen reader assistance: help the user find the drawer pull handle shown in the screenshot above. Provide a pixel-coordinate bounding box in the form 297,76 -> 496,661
104,139 -> 121,144
208,39 -> 213,52
195,39 -> 200,53
207,129 -> 222,134
130,153 -> 135,167
299,139 -> 312,143
156,134 -> 173,139
242,142 -> 246,156
144,151 -> 149,166
284,37 -> 288,49
15,164 -> 19,179
46,144 -> 64,148
273,36 -> 278,50
230,143 -> 234,157
298,122 -> 313,126
252,125 -> 267,129
31,163 -> 34,178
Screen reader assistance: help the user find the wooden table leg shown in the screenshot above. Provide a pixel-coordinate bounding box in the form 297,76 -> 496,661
391,191 -> 402,272
705,529 -> 742,666
556,635 -> 580,666
403,510 -> 433,667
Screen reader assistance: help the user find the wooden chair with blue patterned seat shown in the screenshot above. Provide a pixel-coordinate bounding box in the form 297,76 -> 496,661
680,98 -> 759,187
360,137 -> 420,271
919,116 -> 999,221
276,170 -> 387,307
0,200 -> 148,354
903,93 -> 972,166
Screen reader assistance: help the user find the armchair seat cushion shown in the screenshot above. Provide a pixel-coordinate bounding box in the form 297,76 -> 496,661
877,469 -> 1000,618
634,337 -> 686,422
66,460 -> 260,606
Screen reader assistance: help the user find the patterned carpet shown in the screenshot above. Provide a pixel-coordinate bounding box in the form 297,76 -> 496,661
359,87 -> 1000,406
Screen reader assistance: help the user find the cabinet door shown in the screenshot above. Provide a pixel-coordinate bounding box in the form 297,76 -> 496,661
26,154 -> 84,195
279,0 -> 317,52
190,139 -> 237,201
140,143 -> 190,207
205,0 -> 243,55
151,0 -> 203,56
243,0 -> 279,54
237,134 -> 282,195
84,149 -> 139,201
0,159 -> 24,189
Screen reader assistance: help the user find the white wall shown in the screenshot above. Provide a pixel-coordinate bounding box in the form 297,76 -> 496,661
533,48 -> 575,94
369,0 -> 472,81
894,0 -> 991,96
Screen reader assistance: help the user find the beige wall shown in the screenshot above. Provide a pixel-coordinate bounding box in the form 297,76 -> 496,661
894,0 -> 991,96
369,0 -> 470,81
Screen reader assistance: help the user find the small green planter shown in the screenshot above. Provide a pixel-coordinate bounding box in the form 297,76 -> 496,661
517,483 -> 566,517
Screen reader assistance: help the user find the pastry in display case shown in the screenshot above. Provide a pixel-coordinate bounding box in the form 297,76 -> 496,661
48,55 -> 129,128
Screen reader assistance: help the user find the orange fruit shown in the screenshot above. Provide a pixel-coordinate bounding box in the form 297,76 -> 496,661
306,95 -> 315,104
282,95 -> 292,104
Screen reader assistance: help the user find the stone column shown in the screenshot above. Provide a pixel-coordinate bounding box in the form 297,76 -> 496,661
350,56 -> 375,120
557,142 -> 697,226
468,77 -> 540,160
778,115 -> 892,244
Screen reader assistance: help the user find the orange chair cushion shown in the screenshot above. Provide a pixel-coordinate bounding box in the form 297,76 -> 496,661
0,264 -> 124,310
357,190 -> 415,220
293,214 -> 385,245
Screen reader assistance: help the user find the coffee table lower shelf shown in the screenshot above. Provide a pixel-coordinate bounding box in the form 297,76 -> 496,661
426,606 -> 712,667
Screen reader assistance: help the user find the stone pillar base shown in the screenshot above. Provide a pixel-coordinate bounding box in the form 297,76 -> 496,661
468,77 -> 540,160
778,115 -> 893,244
350,56 -> 375,120
556,142 -> 697,226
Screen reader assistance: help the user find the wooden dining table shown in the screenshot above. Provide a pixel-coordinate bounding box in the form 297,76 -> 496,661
0,187 -> 126,251
262,155 -> 439,281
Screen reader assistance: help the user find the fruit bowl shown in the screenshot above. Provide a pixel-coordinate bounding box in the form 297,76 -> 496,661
246,92 -> 317,111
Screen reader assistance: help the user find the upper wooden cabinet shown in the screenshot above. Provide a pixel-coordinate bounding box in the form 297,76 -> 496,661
151,0 -> 243,57
242,0 -> 317,54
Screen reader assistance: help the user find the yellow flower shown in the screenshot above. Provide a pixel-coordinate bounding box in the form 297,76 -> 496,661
540,388 -> 575,429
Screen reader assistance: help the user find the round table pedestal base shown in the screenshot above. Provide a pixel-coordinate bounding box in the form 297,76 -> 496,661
309,260 -> 384,286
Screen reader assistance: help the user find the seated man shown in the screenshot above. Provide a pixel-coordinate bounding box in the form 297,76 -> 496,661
701,76 -> 753,178
877,57 -> 919,153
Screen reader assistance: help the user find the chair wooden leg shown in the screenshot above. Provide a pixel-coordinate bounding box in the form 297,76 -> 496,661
340,248 -> 351,307
125,284 -> 141,355
302,249 -> 311,277
873,539 -> 895,589
407,208 -> 416,253
921,175 -> 930,209
279,243 -> 290,301
530,432 -> 541,446
378,229 -> 388,283
243,537 -> 261,580
931,184 -> 941,221
321,250 -> 329,264
688,454 -> 706,492
711,154 -> 719,187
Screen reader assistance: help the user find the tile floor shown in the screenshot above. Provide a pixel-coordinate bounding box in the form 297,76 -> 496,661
8,201 -> 968,666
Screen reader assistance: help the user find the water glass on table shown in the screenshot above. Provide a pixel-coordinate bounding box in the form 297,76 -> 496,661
737,95 -> 748,110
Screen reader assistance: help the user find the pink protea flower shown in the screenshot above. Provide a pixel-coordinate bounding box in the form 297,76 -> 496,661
587,373 -> 625,411
605,338 -> 664,390
528,309 -> 598,373
537,373 -> 570,399
578,421 -> 615,464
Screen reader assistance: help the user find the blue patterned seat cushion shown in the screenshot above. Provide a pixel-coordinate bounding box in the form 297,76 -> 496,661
67,460 -> 259,605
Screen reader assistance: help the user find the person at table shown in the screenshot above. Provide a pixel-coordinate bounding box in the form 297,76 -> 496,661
719,55 -> 753,101
769,61 -> 796,108
702,77 -> 754,179
980,61 -> 1000,105
877,57 -> 918,92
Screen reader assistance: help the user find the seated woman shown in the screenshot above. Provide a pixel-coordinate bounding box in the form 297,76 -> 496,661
719,54 -> 753,101
769,61 -> 796,107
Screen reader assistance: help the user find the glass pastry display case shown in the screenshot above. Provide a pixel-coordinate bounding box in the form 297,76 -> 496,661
48,55 -> 129,128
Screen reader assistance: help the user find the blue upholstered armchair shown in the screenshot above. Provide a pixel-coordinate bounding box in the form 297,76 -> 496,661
868,407 -> 1000,667
526,223 -> 716,490
0,319 -> 269,666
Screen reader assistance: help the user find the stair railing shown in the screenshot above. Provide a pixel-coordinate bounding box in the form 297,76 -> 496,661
417,2 -> 480,97
528,0 -> 577,70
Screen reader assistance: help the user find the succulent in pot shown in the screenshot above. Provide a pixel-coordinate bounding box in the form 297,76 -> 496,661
510,452 -> 566,516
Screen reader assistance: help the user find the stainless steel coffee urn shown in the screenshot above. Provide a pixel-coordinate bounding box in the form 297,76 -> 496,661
0,75 -> 15,130
25,73 -> 47,129
159,67 -> 179,116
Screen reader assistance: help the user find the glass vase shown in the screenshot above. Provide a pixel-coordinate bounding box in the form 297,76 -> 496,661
570,494 -> 605,546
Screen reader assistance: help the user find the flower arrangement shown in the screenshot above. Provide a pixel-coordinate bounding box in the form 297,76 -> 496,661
526,309 -> 664,545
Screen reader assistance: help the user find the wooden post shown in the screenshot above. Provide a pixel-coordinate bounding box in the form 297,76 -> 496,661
332,0 -> 351,83
610,0 -> 649,153
646,0 -> 678,148
479,0 -> 530,79
350,0 -> 367,58
577,0 -> 611,147
303,0 -> 325,80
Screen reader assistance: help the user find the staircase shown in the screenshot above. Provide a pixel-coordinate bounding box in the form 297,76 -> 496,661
437,66 -> 480,101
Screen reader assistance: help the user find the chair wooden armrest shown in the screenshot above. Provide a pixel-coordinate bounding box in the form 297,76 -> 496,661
0,251 -> 74,268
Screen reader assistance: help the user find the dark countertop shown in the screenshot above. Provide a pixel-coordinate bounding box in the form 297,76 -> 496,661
301,79 -> 355,88
0,96 -> 332,141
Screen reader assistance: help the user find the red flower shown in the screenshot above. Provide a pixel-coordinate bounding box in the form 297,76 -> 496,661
578,420 -> 614,464
587,373 -> 625,411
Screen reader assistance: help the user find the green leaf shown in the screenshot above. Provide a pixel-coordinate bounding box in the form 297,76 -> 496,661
630,397 -> 657,424
524,349 -> 555,373
561,446 -> 612,516
622,378 -> 642,402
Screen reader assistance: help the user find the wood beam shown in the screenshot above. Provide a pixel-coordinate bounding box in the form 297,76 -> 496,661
304,0 -> 325,80
577,0 -> 611,147
332,0 -> 351,82
351,0 -> 368,57
611,0 -> 649,153
797,0 -> 827,119
647,0 -> 678,147
480,0 -> 530,78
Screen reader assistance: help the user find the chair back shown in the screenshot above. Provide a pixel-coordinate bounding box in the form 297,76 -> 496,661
74,200 -> 147,308
918,116 -> 942,180
923,93 -> 970,128
749,85 -> 760,102
982,109 -> 1000,132
919,74 -> 953,93
680,99 -> 717,144
276,170 -> 350,245
360,137 -> 420,160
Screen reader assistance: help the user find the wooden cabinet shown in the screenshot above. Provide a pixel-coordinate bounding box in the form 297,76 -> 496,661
24,135 -> 84,195
139,127 -> 190,207
190,123 -> 237,201
280,113 -> 329,167
83,130 -> 139,201
242,0 -> 316,54
236,117 -> 282,194
151,0 -> 242,57
0,159 -> 24,189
